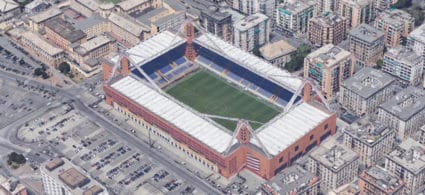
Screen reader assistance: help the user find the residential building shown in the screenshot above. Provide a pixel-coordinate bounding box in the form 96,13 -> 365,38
374,0 -> 393,11
0,0 -> 20,22
108,12 -> 149,47
28,6 -> 62,32
19,31 -> 65,67
339,67 -> 395,117
378,87 -> 425,139
234,13 -> 270,52
117,0 -> 162,14
358,166 -> 404,195
134,0 -> 185,37
259,40 -> 296,68
336,0 -> 375,29
308,13 -> 348,46
41,158 -> 108,195
73,35 -> 117,77
69,0 -> 100,17
383,46 -> 423,86
0,174 -> 28,195
374,9 -> 415,48
328,183 -> 360,195
317,0 -> 337,13
308,139 -> 359,193
262,165 -> 320,195
348,24 -> 385,67
25,0 -> 49,13
200,6 -> 233,42
74,14 -> 110,38
275,0 -> 317,35
45,17 -> 87,51
407,23 -> 425,65
343,118 -> 395,167
385,138 -> 425,194
304,44 -> 354,99
231,0 -> 275,17
418,125 -> 425,145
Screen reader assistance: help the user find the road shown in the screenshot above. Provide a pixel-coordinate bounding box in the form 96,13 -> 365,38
0,70 -> 222,194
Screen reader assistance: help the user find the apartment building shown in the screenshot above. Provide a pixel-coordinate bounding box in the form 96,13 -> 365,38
304,44 -> 354,99
19,31 -> 64,67
275,0 -> 317,35
308,139 -> 359,193
385,138 -> 425,194
378,87 -> 425,139
262,165 -> 320,195
108,12 -> 149,48
339,67 -> 395,117
69,0 -> 99,17
383,46 -> 423,86
374,9 -> 414,48
231,0 -> 275,17
41,158 -> 108,195
418,125 -> 425,145
317,0 -> 337,13
358,166 -> 404,195
259,40 -> 296,68
329,183 -> 360,195
117,0 -> 162,14
28,6 -> 62,32
308,13 -> 348,46
45,17 -> 87,51
234,13 -> 270,52
343,118 -> 395,167
74,14 -> 110,38
200,6 -> 233,42
0,0 -> 20,22
348,24 -> 385,67
407,23 -> 425,65
336,0 -> 375,29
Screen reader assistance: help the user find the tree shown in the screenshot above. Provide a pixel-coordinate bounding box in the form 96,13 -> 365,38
393,0 -> 412,9
58,62 -> 71,74
410,6 -> 425,26
284,44 -> 311,72
33,68 -> 44,76
376,60 -> 383,69
7,152 -> 26,165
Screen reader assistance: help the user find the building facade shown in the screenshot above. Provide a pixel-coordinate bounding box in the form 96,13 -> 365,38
343,119 -> 395,167
108,12 -> 148,48
275,0 -> 317,35
358,166 -> 404,195
44,17 -> 87,52
259,40 -> 296,68
234,13 -> 270,52
385,138 -> 425,194
383,46 -> 423,86
308,13 -> 348,46
348,24 -> 385,67
19,31 -> 65,67
336,0 -> 375,29
378,87 -> 425,139
308,139 -> 359,193
304,44 -> 354,99
200,7 -> 233,42
374,9 -> 414,48
407,23 -> 425,66
339,67 -> 395,117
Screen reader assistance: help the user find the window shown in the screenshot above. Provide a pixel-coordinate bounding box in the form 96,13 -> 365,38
279,157 -> 284,163
310,134 -> 314,140
294,146 -> 299,152
324,124 -> 329,129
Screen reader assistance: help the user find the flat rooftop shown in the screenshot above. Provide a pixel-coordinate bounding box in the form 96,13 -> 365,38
349,24 -> 384,43
74,14 -> 106,31
387,138 -> 425,174
21,31 -> 64,56
342,67 -> 395,99
29,6 -> 61,23
344,118 -> 394,146
108,12 -> 148,36
118,0 -> 149,11
259,40 -> 296,60
234,13 -> 268,31
377,9 -> 413,26
361,166 -> 403,193
76,35 -> 113,55
277,0 -> 316,14
409,23 -> 425,43
45,18 -> 86,43
310,139 -> 358,171
306,44 -> 352,68
379,86 -> 425,121
310,13 -> 346,27
0,0 -> 19,13
385,45 -> 423,66
266,165 -> 319,194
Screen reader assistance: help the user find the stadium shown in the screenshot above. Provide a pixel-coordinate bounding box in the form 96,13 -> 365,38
102,26 -> 336,179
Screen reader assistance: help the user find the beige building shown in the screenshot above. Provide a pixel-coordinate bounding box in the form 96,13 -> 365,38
28,6 -> 62,32
0,174 -> 28,195
19,31 -> 64,67
41,158 -> 108,195
339,67 -> 395,117
328,183 -> 360,195
343,119 -> 395,167
308,138 -> 359,193
374,9 -> 414,48
108,12 -> 149,48
336,0 -> 375,29
383,46 -> 423,86
385,138 -> 425,194
234,13 -> 270,52
378,87 -> 425,139
348,24 -> 385,67
259,40 -> 296,68
275,0 -> 317,35
308,13 -> 348,46
74,14 -> 110,38
44,17 -> 87,52
0,0 -> 20,22
117,0 -> 162,14
304,44 -> 354,99
69,0 -> 100,17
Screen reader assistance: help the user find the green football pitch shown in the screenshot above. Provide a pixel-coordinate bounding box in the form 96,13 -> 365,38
166,70 -> 281,131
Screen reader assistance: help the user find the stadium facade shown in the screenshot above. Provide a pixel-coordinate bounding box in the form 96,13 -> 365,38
102,30 -> 337,180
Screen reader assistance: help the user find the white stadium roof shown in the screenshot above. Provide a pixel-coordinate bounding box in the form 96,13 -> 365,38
253,103 -> 331,156
195,33 -> 302,91
111,76 -> 234,153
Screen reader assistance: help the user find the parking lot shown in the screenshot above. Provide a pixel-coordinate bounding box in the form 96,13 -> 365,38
16,106 -> 200,194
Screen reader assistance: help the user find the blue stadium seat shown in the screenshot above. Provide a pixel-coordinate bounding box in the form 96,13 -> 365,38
175,57 -> 186,65
160,65 -> 173,74
173,66 -> 188,76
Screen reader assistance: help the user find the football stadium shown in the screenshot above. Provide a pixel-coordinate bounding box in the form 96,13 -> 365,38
102,29 -> 336,179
